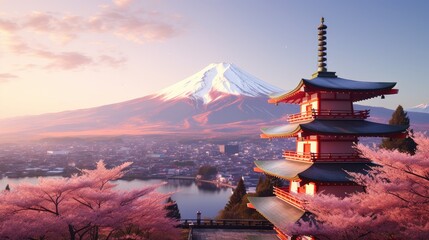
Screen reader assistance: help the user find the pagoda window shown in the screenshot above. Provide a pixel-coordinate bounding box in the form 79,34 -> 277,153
297,140 -> 318,154
301,102 -> 318,113
298,185 -> 306,194
306,104 -> 313,113
290,180 -> 300,193
306,182 -> 316,196
303,143 -> 311,153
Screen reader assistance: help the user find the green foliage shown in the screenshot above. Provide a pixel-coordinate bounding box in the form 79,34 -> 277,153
217,178 -> 265,220
388,105 -> 409,126
255,176 -> 271,197
197,165 -> 218,179
380,105 -> 417,155
256,175 -> 283,197
218,193 -> 265,219
225,178 -> 246,211
165,197 -> 181,220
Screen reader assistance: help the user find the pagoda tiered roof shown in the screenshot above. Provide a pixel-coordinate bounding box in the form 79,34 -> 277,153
269,75 -> 398,104
261,120 -> 407,138
247,196 -> 306,234
254,160 -> 375,182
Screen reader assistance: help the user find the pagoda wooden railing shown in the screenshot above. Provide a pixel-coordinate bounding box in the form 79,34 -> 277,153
283,151 -> 369,162
287,110 -> 370,123
273,186 -> 305,210
283,151 -> 312,161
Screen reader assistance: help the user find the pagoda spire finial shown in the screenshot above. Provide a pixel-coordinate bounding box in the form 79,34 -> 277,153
317,17 -> 327,72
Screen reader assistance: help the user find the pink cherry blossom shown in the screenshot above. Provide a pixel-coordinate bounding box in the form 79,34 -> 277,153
0,161 -> 179,240
291,133 -> 429,240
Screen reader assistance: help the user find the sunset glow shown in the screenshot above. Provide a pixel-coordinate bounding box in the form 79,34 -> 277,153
0,0 -> 428,118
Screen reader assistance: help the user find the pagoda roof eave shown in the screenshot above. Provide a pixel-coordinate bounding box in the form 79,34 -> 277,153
254,159 -> 376,182
268,76 -> 397,104
254,159 -> 312,180
261,120 -> 407,139
268,80 -> 305,104
351,88 -> 398,102
260,123 -> 303,139
247,196 -> 305,234
303,77 -> 397,92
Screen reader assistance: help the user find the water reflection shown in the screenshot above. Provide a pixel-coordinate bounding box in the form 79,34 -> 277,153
0,177 -> 231,219
196,181 -> 223,191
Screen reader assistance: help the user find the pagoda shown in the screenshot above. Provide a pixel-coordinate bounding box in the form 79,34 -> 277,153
247,18 -> 407,239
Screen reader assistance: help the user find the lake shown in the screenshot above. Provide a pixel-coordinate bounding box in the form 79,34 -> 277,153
0,177 -> 232,219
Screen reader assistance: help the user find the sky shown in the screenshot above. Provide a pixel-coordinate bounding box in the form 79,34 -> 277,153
0,0 -> 428,119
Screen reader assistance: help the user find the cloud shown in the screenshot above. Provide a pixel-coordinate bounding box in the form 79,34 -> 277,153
23,12 -> 84,44
5,37 -> 125,70
0,2 -> 182,44
0,1 -> 181,70
0,73 -> 18,83
113,0 -> 135,8
0,19 -> 17,33
34,50 -> 93,70
0,0 -> 182,70
86,5 -> 182,43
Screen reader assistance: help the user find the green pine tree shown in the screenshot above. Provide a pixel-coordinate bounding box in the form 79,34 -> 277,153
5,184 -> 10,191
255,175 -> 283,197
217,177 -> 267,220
217,178 -> 247,219
380,105 -> 417,155
225,178 -> 246,211
165,197 -> 181,220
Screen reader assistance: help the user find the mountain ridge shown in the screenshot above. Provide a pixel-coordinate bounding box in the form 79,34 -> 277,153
154,62 -> 283,104
0,63 -> 428,141
407,103 -> 429,114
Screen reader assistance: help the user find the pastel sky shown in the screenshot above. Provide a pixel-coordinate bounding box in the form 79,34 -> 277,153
0,0 -> 428,119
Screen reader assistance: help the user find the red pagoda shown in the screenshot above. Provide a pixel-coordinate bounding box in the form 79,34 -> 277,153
247,18 -> 407,239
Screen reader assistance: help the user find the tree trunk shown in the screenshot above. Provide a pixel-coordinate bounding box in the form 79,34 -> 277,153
68,224 -> 76,240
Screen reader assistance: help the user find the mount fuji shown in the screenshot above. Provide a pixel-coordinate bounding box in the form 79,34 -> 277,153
407,103 -> 429,114
155,63 -> 282,103
0,62 -> 428,141
0,63 -> 290,140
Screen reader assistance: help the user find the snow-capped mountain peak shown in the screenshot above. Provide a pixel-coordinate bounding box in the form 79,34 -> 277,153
407,103 -> 429,113
155,62 -> 283,104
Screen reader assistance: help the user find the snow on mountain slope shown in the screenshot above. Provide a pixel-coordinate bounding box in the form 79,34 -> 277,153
3,61 -> 428,141
407,103 -> 429,113
155,62 -> 283,104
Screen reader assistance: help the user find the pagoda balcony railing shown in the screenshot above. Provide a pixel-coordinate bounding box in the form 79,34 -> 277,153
273,186 -> 305,210
283,151 -> 369,162
287,110 -> 370,123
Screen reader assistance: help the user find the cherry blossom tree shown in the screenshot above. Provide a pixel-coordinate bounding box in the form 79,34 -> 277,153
0,161 -> 180,240
292,134 -> 429,240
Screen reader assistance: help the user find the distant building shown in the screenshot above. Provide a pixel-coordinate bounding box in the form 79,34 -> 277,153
47,150 -> 69,155
218,144 -> 239,155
